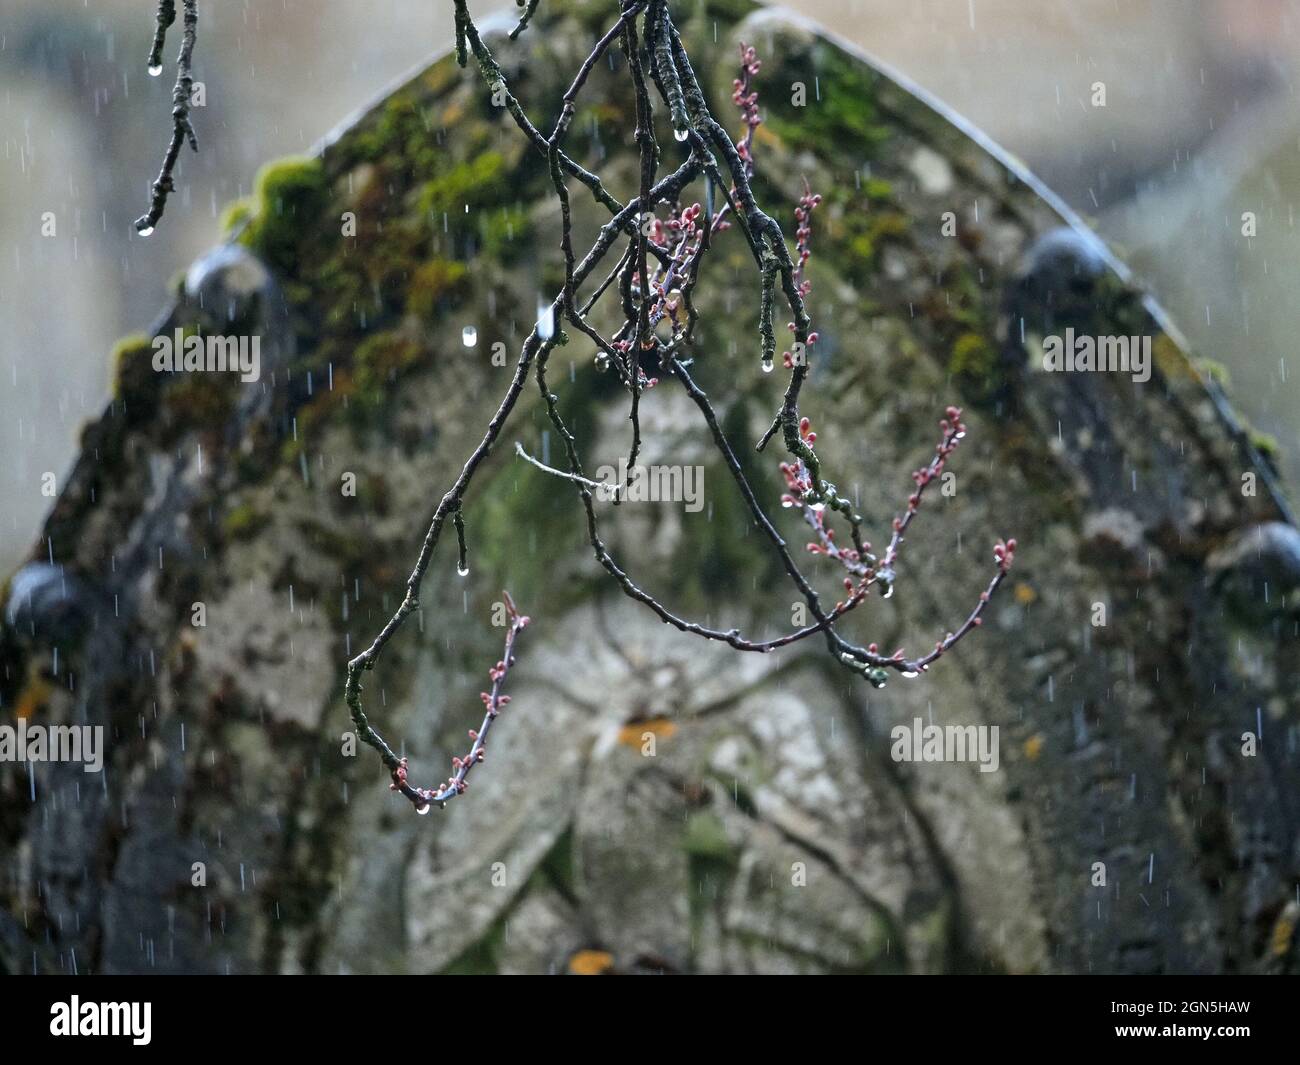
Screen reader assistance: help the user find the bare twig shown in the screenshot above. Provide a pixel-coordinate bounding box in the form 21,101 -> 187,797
120,0 -> 1016,811
344,3 -> 1014,809
135,0 -> 198,234
388,593 -> 530,811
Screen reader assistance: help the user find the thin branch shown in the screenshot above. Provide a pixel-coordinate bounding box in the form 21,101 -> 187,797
333,3 -> 1016,812
388,594 -> 530,811
146,0 -> 176,73
135,0 -> 198,234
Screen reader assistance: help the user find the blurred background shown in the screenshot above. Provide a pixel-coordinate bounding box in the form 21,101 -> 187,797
2,0 -> 1298,574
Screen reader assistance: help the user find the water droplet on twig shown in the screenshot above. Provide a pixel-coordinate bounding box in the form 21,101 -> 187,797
536,302 -> 555,339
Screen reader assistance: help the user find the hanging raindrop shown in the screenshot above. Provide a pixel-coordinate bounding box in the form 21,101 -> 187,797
761,357 -> 774,374
415,802 -> 432,816
148,63 -> 163,77
136,224 -> 155,237
457,562 -> 470,577
674,127 -> 690,142
536,302 -> 555,339
461,325 -> 478,347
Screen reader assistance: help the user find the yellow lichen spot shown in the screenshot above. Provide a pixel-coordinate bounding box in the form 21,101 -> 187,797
421,62 -> 459,96
15,675 -> 54,721
440,99 -> 466,127
618,717 -> 677,747
1152,333 -> 1196,384
849,233 -> 875,262
218,196 -> 255,236
949,331 -> 996,379
1270,912 -> 1295,958
752,123 -> 782,152
586,102 -> 623,125
867,211 -> 910,242
1023,733 -> 1045,761
1249,428 -> 1281,462
109,334 -> 155,399
406,260 -> 469,319
1197,357 -> 1231,389
567,949 -> 613,976
223,503 -> 268,540
864,177 -> 894,200
1013,582 -> 1037,606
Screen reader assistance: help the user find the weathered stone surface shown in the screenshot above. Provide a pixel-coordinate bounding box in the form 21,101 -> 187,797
0,1 -> 1295,974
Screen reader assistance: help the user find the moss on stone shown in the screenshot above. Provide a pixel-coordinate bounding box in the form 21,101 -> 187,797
348,93 -> 443,175
223,503 -> 270,541
350,331 -> 431,415
109,334 -> 155,400
158,356 -> 238,437
949,331 -> 997,380
478,205 -> 532,263
418,151 -> 508,217
442,913 -> 507,975
219,197 -> 256,237
406,260 -> 469,319
1249,428 -> 1281,463
532,827 -> 578,904
763,43 -> 892,158
236,156 -> 329,276
1197,357 -> 1231,389
682,810 -> 739,863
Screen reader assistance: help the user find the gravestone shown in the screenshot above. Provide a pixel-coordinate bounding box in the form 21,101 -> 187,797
0,0 -> 1296,974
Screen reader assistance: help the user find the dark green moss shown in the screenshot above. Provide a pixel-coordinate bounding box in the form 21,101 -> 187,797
219,197 -> 255,237
419,151 -> 508,218
763,44 -> 893,158
349,331 -> 432,418
949,331 -> 997,380
406,259 -> 469,319
442,914 -> 507,975
682,811 -> 739,863
532,827 -> 578,904
1249,428 -> 1281,465
477,204 -> 532,263
223,503 -> 270,541
109,334 -> 155,400
237,156 -> 330,276
347,94 -> 442,175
